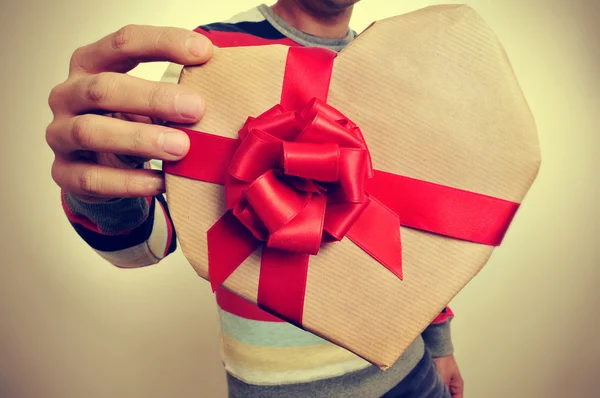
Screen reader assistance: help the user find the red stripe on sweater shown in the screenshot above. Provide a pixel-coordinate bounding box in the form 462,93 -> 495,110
216,287 -> 285,322
194,27 -> 300,48
431,307 -> 455,324
157,199 -> 173,257
61,190 -> 102,233
61,190 -> 153,236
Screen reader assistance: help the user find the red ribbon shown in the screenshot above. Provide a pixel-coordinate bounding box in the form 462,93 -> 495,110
164,47 -> 520,326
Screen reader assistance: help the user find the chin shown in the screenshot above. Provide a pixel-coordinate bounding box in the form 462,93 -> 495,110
323,0 -> 361,8
300,0 -> 360,13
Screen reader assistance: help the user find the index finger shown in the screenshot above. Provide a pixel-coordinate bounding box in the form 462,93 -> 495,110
70,24 -> 213,74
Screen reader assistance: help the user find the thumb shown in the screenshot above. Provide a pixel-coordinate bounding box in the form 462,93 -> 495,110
450,373 -> 465,397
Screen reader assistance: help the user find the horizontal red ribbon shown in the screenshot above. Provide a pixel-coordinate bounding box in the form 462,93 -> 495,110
167,129 -> 519,246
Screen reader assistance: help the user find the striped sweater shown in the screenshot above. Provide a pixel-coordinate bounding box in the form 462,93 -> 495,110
62,4 -> 454,397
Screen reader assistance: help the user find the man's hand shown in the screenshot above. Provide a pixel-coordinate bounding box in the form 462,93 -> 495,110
433,354 -> 464,397
46,25 -> 213,202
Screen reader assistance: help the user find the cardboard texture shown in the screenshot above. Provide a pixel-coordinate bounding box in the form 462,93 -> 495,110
164,4 -> 541,369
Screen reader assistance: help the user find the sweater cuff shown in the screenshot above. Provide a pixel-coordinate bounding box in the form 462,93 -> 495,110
62,191 -> 150,235
421,320 -> 454,358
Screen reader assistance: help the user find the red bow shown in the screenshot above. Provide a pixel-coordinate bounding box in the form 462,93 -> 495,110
224,97 -> 401,261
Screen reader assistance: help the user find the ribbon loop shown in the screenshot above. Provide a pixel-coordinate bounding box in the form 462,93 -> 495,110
338,148 -> 368,203
243,170 -> 309,234
229,129 -> 282,181
267,193 -> 327,255
296,112 -> 364,148
246,108 -> 301,142
232,198 -> 269,241
223,93 -> 376,264
282,142 -> 340,182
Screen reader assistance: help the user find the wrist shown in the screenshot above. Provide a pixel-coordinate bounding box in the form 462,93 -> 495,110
63,190 -> 152,235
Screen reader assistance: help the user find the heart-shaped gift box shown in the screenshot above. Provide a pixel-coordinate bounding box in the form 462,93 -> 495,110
163,4 -> 541,369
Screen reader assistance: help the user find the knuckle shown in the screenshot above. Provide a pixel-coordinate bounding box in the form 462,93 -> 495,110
79,166 -> 103,197
71,115 -> 95,148
47,87 -> 58,109
69,46 -> 85,72
121,173 -> 136,196
128,125 -> 146,152
150,29 -> 165,51
112,24 -> 137,52
85,73 -> 115,104
45,122 -> 59,149
48,83 -> 65,110
50,158 -> 63,187
147,84 -> 171,112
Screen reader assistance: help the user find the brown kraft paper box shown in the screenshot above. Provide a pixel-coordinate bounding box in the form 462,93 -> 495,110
163,4 -> 541,369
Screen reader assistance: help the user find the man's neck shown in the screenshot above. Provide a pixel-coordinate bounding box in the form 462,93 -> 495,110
271,0 -> 353,39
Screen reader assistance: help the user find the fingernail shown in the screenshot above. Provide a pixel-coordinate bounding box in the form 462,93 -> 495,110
160,131 -> 188,156
149,172 -> 165,193
175,94 -> 203,120
154,177 -> 166,193
186,37 -> 208,58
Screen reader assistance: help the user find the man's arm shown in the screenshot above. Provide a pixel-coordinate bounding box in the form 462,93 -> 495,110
46,25 -> 213,267
62,183 -> 176,268
60,62 -> 181,269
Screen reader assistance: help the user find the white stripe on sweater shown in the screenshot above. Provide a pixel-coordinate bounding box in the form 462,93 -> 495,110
93,200 -> 169,268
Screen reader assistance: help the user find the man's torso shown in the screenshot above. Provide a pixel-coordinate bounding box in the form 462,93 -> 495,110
159,5 -> 426,397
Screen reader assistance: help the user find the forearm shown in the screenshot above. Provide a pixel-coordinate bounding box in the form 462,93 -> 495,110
62,189 -> 177,268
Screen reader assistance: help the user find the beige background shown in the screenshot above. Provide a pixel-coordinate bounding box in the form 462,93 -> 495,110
0,0 -> 598,397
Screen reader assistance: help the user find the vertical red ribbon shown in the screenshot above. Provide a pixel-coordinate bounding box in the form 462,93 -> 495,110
256,47 -> 337,325
280,47 -> 336,111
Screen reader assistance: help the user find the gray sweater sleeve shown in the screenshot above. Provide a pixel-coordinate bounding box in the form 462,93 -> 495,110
63,193 -> 150,234
61,155 -> 176,267
421,319 -> 454,358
